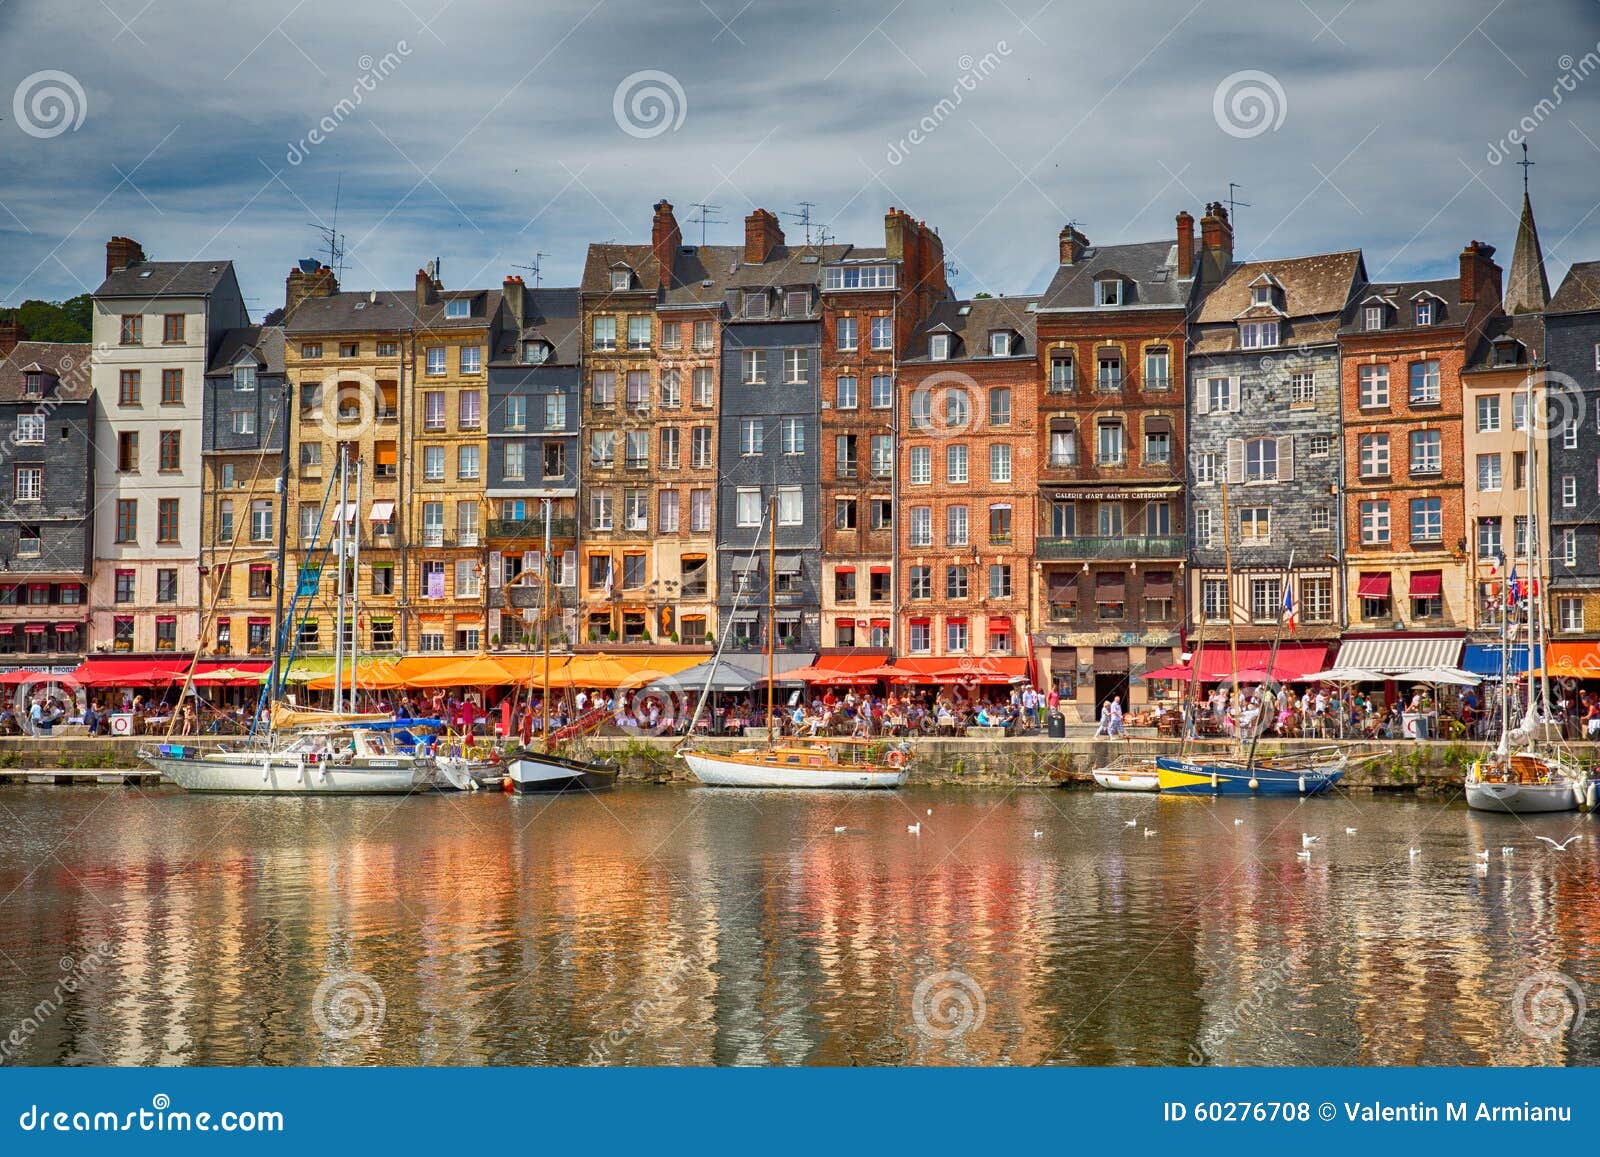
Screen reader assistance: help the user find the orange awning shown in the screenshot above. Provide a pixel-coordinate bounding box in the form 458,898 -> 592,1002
542,652 -> 703,689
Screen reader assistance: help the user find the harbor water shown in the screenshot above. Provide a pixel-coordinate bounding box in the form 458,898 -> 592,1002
0,784 -> 1595,1066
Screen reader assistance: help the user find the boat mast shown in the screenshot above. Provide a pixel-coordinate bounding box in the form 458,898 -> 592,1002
766,495 -> 776,739
333,445 -> 348,712
1244,548 -> 1294,774
350,455 -> 362,712
541,497 -> 552,746
1526,358 -> 1552,731
1220,478 -> 1239,715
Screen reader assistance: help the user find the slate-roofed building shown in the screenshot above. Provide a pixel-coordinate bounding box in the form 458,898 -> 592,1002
0,338 -> 94,670
1186,247 -> 1364,668
1032,208 -> 1212,713
485,278 -> 582,651
200,325 -> 287,660
898,294 -> 1038,669
1543,259 -> 1600,649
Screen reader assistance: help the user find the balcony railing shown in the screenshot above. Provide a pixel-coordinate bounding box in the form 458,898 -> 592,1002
487,517 -> 578,540
1037,535 -> 1184,560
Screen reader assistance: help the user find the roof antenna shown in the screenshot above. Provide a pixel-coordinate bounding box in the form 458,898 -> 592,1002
308,174 -> 347,280
1226,182 -> 1251,222
512,253 -> 548,289
1517,141 -> 1534,196
688,202 -> 726,247
784,201 -> 818,245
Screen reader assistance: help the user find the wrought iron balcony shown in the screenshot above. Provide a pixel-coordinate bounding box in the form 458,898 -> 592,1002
1036,535 -> 1185,560
487,517 -> 578,540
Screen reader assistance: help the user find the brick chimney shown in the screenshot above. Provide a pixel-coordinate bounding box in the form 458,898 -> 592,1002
0,319 -> 22,358
1176,211 -> 1195,280
105,236 -> 145,277
1059,224 -> 1089,265
652,200 -> 681,289
285,263 -> 338,317
503,275 -> 525,328
416,267 -> 440,310
1199,202 -> 1233,285
1459,239 -> 1501,305
886,207 -> 948,297
744,208 -> 784,264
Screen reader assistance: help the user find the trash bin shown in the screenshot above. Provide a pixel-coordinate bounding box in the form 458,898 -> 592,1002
1402,712 -> 1430,740
1047,711 -> 1066,739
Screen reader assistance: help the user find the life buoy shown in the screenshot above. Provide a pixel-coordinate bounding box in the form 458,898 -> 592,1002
886,749 -> 909,769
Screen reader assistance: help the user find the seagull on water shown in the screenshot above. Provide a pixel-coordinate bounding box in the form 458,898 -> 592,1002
1302,834 -> 1321,847
1297,850 -> 1312,862
1345,827 -> 1358,835
1143,828 -> 1157,838
833,826 -> 847,834
1501,846 -> 1515,857
1234,818 -> 1245,826
1033,829 -> 1044,839
907,822 -> 921,835
1476,849 -> 1490,861
1409,847 -> 1421,860
1536,835 -> 1581,852
1124,819 -> 1138,827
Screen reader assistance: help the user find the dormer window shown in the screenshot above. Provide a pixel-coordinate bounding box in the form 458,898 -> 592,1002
1252,285 -> 1273,306
521,340 -> 550,365
1240,321 -> 1279,349
784,290 -> 809,317
1363,304 -> 1384,331
929,334 -> 951,360
990,331 -> 1012,357
22,372 -> 44,397
233,365 -> 257,391
1095,279 -> 1123,306
1492,339 -> 1520,367
611,269 -> 632,292
446,298 -> 470,319
742,291 -> 769,319
1414,300 -> 1433,326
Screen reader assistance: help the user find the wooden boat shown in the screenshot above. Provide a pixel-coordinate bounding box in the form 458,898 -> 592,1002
1090,755 -> 1160,792
501,747 -> 619,793
1466,750 -> 1593,814
680,736 -> 909,789
1155,751 -> 1345,796
139,724 -> 434,794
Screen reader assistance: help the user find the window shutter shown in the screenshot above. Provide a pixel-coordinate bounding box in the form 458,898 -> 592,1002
561,550 -> 577,586
530,550 -> 544,578
488,609 -> 501,636
1225,438 -> 1245,484
523,551 -> 538,578
1229,378 -> 1242,412
488,551 -> 503,588
1196,384 -> 1210,415
1276,435 -> 1294,482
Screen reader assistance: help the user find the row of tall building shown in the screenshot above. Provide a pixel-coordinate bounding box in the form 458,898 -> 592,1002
2,181 -> 1596,711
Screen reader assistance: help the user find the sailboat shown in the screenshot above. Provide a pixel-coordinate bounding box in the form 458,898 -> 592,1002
1466,363 -> 1597,814
496,498 -> 619,794
141,448 -> 440,793
678,498 -> 911,789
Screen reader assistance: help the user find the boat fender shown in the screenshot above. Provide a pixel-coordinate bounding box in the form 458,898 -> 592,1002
887,749 -> 909,769
1211,773 -> 1219,790
502,776 -> 514,794
1249,777 -> 1260,791
1587,783 -> 1598,813
1298,775 -> 1307,794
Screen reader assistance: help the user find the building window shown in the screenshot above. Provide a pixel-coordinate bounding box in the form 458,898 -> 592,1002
834,316 -> 856,351
1359,434 -> 1389,478
784,349 -> 807,384
1358,364 -> 1389,408
624,488 -> 649,532
1239,507 -> 1270,542
1410,429 -> 1441,475
988,504 -> 1012,544
1244,438 -> 1277,482
119,369 -> 141,406
870,435 -> 893,479
1096,421 -> 1124,466
589,490 -> 613,531
946,505 -> 969,547
909,446 -> 931,485
1094,279 -> 1122,306
946,444 -> 968,484
1360,500 -> 1390,545
1477,517 -> 1502,559
1474,394 -> 1501,433
627,315 -> 651,351
909,506 -> 931,547
1201,577 -> 1229,622
625,430 -> 649,470
1250,577 -> 1282,623
1240,321 -> 1279,349
870,316 -> 893,350
741,350 -> 767,384
592,316 -> 617,350
1408,360 -> 1441,405
988,387 -> 1011,426
1559,596 -> 1585,633
1477,453 -> 1502,492
1097,354 -> 1122,392
159,369 -> 183,404
989,443 -> 1012,483
946,565 -> 969,600
1564,474 -> 1578,508
13,466 -> 41,501
990,331 -> 1011,357
871,374 -> 893,409
1195,452 -> 1217,484
1309,434 -> 1331,458
1410,497 -> 1442,544
930,334 -> 950,360
835,498 -> 858,531
735,487 -> 762,528
1562,527 -> 1578,566
1049,353 -> 1073,391
1144,347 -> 1170,390
1414,299 -> 1434,326
14,414 -> 44,444
1051,500 -> 1076,537
1363,304 -> 1384,331
1049,423 -> 1076,468
784,291 -> 809,318
1194,508 -> 1213,548
740,418 -> 764,456
1205,376 -> 1234,413
1287,372 -> 1315,407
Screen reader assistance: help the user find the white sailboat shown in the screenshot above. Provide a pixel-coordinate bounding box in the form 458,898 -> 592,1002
1466,361 -> 1596,813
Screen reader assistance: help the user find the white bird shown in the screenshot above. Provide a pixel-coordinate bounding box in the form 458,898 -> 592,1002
926,808 -> 933,816
1143,828 -> 1157,838
1124,819 -> 1138,827
1302,834 -> 1321,847
833,826 -> 847,834
1536,835 -> 1581,851
1234,818 -> 1245,826
1409,847 -> 1421,859
907,822 -> 921,835
1501,846 -> 1515,857
1297,850 -> 1312,862
1345,827 -> 1358,835
1476,849 -> 1490,861
1032,829 -> 1044,839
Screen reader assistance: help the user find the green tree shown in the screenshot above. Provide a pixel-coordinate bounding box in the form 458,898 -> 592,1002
0,295 -> 92,343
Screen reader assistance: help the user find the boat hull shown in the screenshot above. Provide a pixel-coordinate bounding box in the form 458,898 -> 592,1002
503,751 -> 619,794
683,750 -> 907,789
1091,766 -> 1160,792
1465,779 -> 1581,814
1155,757 -> 1344,796
141,753 -> 428,794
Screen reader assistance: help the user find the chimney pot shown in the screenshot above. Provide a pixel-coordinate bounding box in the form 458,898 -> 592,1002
744,208 -> 784,264
1059,225 -> 1089,265
652,200 -> 682,289
105,236 -> 145,278
0,319 -> 23,358
1176,211 -> 1195,280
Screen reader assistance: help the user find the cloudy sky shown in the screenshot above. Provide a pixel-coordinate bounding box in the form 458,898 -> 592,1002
4,0 -> 1600,316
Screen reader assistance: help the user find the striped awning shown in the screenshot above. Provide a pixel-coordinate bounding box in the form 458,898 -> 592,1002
1334,635 -> 1464,674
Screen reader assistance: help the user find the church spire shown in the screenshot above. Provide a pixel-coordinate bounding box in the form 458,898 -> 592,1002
1504,142 -> 1550,314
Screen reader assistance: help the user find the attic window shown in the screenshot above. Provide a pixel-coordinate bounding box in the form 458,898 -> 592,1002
1251,284 -> 1278,307
1492,339 -> 1520,367
611,269 -> 632,291
1240,321 -> 1279,349
23,372 -> 44,397
1414,300 -> 1434,326
446,299 -> 470,319
1363,304 -> 1384,332
930,334 -> 950,360
742,291 -> 769,319
1095,279 -> 1123,306
233,365 -> 257,391
522,340 -> 549,365
784,290 -> 809,317
989,331 -> 1011,357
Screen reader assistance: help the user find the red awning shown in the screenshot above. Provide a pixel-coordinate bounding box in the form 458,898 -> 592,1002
782,651 -> 893,684
1141,643 -> 1329,684
72,657 -> 192,686
1357,572 -> 1391,599
1409,571 -> 1442,597
834,564 -> 856,574
869,566 -> 892,575
885,656 -> 1031,685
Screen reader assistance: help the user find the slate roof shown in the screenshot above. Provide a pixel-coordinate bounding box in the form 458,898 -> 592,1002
205,326 -> 285,377
1192,250 -> 1363,355
1463,313 -> 1544,372
1548,261 -> 1600,314
491,287 -> 582,365
1340,276 -> 1465,336
1037,239 -> 1194,311
414,288 -> 502,332
96,260 -> 234,298
283,291 -> 416,335
903,296 -> 1040,363
726,244 -> 851,290
581,242 -> 750,310
0,341 -> 92,403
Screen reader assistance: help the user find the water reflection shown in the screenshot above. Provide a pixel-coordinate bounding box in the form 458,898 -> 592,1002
0,785 -> 1595,1066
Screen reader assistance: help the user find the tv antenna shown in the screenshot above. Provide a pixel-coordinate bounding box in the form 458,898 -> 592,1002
512,252 -> 548,289
784,201 -> 819,245
308,174 -> 347,280
688,202 -> 726,246
1227,182 -> 1251,221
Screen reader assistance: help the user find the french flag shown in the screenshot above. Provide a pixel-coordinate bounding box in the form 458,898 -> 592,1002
1283,584 -> 1297,634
